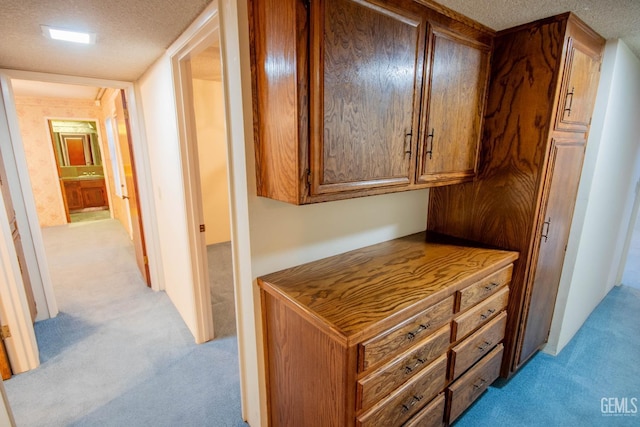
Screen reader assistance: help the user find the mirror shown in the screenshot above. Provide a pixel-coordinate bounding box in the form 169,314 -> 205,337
49,120 -> 102,167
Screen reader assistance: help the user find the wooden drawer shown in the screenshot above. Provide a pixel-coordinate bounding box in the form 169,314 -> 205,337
403,393 -> 445,427
456,264 -> 513,312
446,344 -> 503,423
358,325 -> 450,411
360,296 -> 454,372
452,287 -> 508,341
449,311 -> 507,380
357,354 -> 447,427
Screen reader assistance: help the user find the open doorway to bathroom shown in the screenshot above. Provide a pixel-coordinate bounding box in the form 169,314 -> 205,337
47,119 -> 111,223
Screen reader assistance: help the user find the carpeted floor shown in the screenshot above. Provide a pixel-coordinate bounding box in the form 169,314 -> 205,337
455,284 -> 640,426
69,210 -> 111,223
4,219 -> 246,427
208,242 -> 236,339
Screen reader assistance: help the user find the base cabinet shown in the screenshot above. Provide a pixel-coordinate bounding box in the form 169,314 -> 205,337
63,178 -> 108,212
259,232 -> 518,426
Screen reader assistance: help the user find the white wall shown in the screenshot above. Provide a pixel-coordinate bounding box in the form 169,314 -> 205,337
136,57 -> 198,337
546,39 -> 640,354
193,78 -> 231,245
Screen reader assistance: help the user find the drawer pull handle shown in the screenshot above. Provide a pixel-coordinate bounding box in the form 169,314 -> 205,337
480,309 -> 496,320
477,341 -> 492,352
484,282 -> 499,292
401,395 -> 424,413
403,358 -> 426,375
472,378 -> 487,389
406,324 -> 430,341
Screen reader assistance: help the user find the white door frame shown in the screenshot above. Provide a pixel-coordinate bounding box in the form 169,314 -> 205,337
169,17 -> 220,344
0,69 -> 164,373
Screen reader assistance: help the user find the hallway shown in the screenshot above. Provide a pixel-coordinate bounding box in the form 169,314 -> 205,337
4,219 -> 245,426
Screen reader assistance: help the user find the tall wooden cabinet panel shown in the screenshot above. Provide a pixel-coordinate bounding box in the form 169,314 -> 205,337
249,0 -> 493,204
417,26 -> 489,185
519,139 -> 586,360
310,0 -> 425,195
427,13 -> 604,375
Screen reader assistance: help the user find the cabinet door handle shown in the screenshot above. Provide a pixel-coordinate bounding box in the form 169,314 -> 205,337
401,394 -> 424,413
426,128 -> 435,159
403,358 -> 426,375
541,217 -> 551,242
564,87 -> 575,117
404,130 -> 413,158
477,341 -> 492,352
472,378 -> 487,389
480,308 -> 496,320
484,282 -> 499,292
406,323 -> 429,341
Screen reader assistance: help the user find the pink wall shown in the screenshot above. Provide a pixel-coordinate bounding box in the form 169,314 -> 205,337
14,96 -> 103,227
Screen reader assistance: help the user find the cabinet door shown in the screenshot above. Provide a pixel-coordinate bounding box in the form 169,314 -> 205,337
555,38 -> 601,132
309,0 -> 426,195
81,181 -> 108,208
518,139 -> 586,365
64,181 -> 83,210
417,26 -> 490,184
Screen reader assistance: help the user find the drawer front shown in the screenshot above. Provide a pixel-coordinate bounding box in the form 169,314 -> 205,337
450,311 -> 507,380
403,393 -> 445,427
456,264 -> 513,312
358,325 -> 450,411
360,296 -> 454,371
452,287 -> 508,341
357,354 -> 447,427
447,344 -> 503,423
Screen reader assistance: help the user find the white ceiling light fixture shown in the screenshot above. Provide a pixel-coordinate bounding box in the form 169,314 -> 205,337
41,25 -> 96,44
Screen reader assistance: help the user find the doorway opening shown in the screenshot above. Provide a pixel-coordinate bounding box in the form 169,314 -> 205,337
47,119 -> 111,224
8,79 -> 152,320
173,20 -> 235,340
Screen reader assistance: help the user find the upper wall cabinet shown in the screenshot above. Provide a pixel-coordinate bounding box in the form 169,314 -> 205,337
249,0 -> 493,204
554,37 -> 602,132
417,26 -> 490,184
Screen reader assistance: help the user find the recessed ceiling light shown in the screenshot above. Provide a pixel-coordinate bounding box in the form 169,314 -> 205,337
41,25 -> 96,44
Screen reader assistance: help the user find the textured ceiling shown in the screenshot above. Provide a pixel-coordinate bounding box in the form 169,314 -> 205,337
436,0 -> 640,57
0,0 -> 638,86
0,0 -> 213,81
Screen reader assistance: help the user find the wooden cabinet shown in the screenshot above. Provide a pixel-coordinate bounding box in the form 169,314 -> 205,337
416,26 -> 489,185
258,232 -> 518,426
249,0 -> 493,204
427,13 -> 604,375
63,178 -> 108,212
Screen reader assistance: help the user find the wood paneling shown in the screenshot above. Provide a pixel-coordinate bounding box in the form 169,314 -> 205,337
263,291 -> 353,426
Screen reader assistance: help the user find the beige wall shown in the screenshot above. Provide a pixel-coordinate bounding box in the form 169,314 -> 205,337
13,96 -> 103,227
99,88 -> 132,236
192,78 -> 231,245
